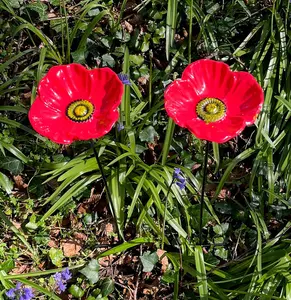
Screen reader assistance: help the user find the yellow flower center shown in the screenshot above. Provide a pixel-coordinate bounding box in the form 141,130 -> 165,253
66,100 -> 94,122
196,98 -> 226,123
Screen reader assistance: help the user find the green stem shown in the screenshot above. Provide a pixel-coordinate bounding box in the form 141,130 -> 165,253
162,178 -> 175,250
90,140 -> 113,212
199,141 -> 209,245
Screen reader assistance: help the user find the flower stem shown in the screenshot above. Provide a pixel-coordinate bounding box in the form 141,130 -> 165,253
90,140 -> 113,212
199,141 -> 209,245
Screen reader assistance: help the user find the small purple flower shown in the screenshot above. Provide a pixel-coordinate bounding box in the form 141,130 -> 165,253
173,168 -> 186,190
6,283 -> 34,300
61,268 -> 72,281
117,122 -> 124,132
118,73 -> 131,85
176,179 -> 186,190
53,268 -> 72,293
6,288 -> 16,299
19,288 -> 34,300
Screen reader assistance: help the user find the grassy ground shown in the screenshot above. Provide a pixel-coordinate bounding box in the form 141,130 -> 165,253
1,0 -> 291,299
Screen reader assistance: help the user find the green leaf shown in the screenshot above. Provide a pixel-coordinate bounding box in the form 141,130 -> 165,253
10,0 -> 24,8
188,204 -> 212,231
0,259 -> 14,273
140,251 -> 159,272
72,48 -> 86,64
213,223 -> 229,236
26,2 -> 48,21
162,270 -> 176,283
0,156 -> 24,175
80,259 -> 100,284
68,285 -> 85,298
102,54 -> 115,67
139,126 -> 159,143
0,172 -> 13,194
49,248 -> 64,267
100,278 -> 114,296
129,55 -> 144,66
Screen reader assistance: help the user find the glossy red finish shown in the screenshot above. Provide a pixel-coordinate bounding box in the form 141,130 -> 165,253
29,64 -> 124,144
164,59 -> 264,143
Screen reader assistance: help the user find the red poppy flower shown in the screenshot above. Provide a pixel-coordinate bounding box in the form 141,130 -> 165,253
29,63 -> 124,144
164,59 -> 264,143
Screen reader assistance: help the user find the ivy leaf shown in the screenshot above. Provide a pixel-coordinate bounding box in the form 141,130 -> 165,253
68,285 -> 85,298
129,54 -> 144,66
161,270 -> 176,283
100,278 -> 114,296
102,54 -> 115,68
0,172 -> 13,194
72,48 -> 86,64
26,2 -> 48,21
140,251 -> 159,272
49,248 -> 64,267
0,156 -> 24,175
188,204 -> 212,231
10,0 -> 24,8
80,259 -> 100,284
139,126 -> 158,143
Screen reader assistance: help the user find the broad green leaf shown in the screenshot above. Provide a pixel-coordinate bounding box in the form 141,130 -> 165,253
0,156 -> 24,175
49,248 -> 64,267
140,251 -> 159,272
139,126 -> 159,143
100,278 -> 114,296
68,285 -> 85,298
26,2 -> 48,21
0,172 -> 13,194
80,259 -> 100,284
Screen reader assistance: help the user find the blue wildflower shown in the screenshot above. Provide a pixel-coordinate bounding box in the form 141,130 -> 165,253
117,122 -> 125,132
61,268 -> 72,281
53,268 -> 72,292
173,168 -> 186,190
118,73 -> 131,85
6,282 -> 34,300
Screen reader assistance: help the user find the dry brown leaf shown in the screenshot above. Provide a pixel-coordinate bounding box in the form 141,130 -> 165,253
48,239 -> 58,248
156,249 -> 168,273
61,239 -> 82,257
13,175 -> 28,190
73,232 -> 87,241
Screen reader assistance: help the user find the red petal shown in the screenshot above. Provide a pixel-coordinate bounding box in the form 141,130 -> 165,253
66,110 -> 119,141
182,59 -> 235,100
29,97 -> 73,144
186,116 -> 245,143
164,79 -> 200,127
226,71 -> 264,125
38,64 -> 93,112
88,67 -> 123,113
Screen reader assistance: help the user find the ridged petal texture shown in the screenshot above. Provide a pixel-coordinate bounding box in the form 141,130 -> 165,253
164,59 -> 264,143
29,64 -> 124,144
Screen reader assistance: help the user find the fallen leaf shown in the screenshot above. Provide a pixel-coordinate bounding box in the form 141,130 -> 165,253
61,239 -> 82,257
156,249 -> 168,273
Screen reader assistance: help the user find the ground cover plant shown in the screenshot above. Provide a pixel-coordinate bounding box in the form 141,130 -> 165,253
1,0 -> 291,299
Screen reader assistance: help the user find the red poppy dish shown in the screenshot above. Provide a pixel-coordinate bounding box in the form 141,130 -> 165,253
164,59 -> 264,143
29,64 -> 124,144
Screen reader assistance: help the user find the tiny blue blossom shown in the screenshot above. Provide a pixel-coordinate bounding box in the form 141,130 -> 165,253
117,122 -> 125,132
173,168 -> 186,190
6,283 -> 34,300
118,73 -> 131,85
176,179 -> 186,190
6,289 -> 16,299
53,268 -> 72,292
61,268 -> 72,281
